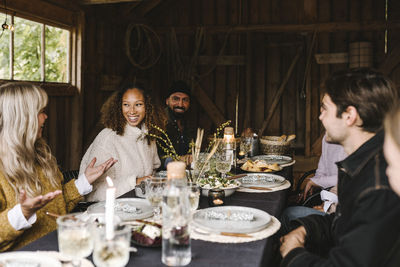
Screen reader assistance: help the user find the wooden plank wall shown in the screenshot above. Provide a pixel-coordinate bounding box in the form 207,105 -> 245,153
80,0 -> 397,165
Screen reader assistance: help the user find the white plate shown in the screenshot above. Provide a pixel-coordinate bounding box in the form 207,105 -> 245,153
251,155 -> 295,167
192,206 -> 271,234
87,198 -> 153,221
200,182 -> 241,197
0,252 -> 62,267
239,173 -> 286,188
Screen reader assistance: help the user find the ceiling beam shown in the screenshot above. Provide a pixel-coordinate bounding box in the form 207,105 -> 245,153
80,0 -> 142,5
154,21 -> 400,34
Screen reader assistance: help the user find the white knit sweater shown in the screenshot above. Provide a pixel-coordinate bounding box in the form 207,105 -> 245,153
79,124 -> 160,201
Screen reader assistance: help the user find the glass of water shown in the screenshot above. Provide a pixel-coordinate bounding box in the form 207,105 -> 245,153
188,183 -> 200,212
240,137 -> 252,160
146,177 -> 166,220
92,224 -> 131,267
57,213 -> 93,267
216,153 -> 232,179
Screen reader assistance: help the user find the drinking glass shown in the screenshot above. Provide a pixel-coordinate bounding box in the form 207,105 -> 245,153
57,212 -> 93,267
240,137 -> 252,160
215,153 -> 232,179
92,224 -> 131,267
193,153 -> 210,182
188,183 -> 200,212
145,177 -> 166,220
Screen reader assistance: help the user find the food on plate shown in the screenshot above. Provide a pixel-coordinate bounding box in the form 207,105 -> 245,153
197,177 -> 240,189
241,160 -> 282,172
131,221 -> 162,247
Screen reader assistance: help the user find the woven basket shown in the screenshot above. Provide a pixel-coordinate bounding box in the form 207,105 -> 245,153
259,136 -> 292,155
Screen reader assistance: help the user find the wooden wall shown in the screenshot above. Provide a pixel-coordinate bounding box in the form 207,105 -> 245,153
81,0 -> 399,162
7,0 -> 398,170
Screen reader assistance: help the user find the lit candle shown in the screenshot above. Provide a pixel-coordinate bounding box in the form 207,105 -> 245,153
105,176 -> 116,240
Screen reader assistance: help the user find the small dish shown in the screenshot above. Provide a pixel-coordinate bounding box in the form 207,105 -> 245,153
130,221 -> 162,247
201,183 -> 240,197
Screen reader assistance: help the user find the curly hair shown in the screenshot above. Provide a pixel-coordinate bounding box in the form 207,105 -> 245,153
100,83 -> 166,142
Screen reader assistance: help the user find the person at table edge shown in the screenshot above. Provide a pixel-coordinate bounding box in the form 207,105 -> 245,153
0,83 -> 116,251
160,80 -> 196,168
280,68 -> 400,266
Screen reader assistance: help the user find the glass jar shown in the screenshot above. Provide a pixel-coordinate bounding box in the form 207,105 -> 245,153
208,188 -> 225,207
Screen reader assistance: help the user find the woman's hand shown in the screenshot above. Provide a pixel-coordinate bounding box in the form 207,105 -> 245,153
19,189 -> 62,219
84,157 -> 117,184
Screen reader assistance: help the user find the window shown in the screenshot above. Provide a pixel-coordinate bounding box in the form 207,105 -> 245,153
0,12 -> 69,83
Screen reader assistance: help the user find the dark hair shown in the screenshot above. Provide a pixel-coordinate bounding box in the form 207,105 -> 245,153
325,68 -> 399,133
167,80 -> 191,98
100,83 -> 166,141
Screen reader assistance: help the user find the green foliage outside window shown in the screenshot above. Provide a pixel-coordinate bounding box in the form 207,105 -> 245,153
0,13 -> 69,83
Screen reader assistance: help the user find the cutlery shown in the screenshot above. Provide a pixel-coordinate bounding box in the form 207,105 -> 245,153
45,211 -> 78,221
227,174 -> 247,180
246,186 -> 272,191
193,228 -> 252,238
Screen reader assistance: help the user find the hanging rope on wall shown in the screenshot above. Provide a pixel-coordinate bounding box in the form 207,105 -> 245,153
125,23 -> 162,70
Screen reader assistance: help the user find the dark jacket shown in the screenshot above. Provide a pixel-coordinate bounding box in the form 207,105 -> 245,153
158,108 -> 195,169
282,131 -> 400,267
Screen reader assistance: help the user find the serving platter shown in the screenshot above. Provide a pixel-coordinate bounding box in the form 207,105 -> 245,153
192,206 -> 271,234
238,173 -> 286,188
0,252 -> 62,267
87,198 -> 153,221
251,155 -> 295,167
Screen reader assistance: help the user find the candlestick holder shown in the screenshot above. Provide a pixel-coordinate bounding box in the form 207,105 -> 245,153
208,188 -> 225,207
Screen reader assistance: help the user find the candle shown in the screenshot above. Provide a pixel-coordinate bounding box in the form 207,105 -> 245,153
105,176 -> 116,240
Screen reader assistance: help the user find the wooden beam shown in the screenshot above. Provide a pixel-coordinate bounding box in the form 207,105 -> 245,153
379,43 -> 400,75
192,82 -> 226,127
1,0 -> 76,27
0,80 -> 79,96
122,0 -> 163,18
80,0 -> 142,5
258,47 -> 302,137
155,21 -> 400,34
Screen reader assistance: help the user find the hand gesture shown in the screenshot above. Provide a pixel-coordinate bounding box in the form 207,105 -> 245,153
84,157 -> 117,184
19,189 -> 62,219
280,226 -> 307,258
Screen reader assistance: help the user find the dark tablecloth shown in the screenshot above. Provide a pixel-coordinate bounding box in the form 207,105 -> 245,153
20,189 -> 287,267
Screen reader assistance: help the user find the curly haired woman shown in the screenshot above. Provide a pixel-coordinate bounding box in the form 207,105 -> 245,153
79,83 -> 165,201
0,83 -> 115,251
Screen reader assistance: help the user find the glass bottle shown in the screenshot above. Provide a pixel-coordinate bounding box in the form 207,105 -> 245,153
162,161 -> 191,266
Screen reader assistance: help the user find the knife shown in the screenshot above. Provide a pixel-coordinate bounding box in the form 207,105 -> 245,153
246,186 -> 272,191
220,232 -> 253,238
194,228 -> 253,238
227,174 -> 247,180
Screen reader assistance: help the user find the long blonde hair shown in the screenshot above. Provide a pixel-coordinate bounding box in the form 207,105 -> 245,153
0,83 -> 59,198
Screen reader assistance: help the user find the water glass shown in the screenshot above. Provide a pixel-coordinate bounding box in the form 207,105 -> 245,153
240,137 -> 252,160
193,153 -> 210,181
215,153 -> 232,179
92,224 -> 131,267
146,177 -> 166,220
57,212 -> 93,267
188,183 -> 200,212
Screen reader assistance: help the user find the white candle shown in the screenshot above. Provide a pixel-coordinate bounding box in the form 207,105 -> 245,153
105,176 -> 116,240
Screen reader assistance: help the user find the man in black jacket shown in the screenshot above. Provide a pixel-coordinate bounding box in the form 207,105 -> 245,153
280,68 -> 400,266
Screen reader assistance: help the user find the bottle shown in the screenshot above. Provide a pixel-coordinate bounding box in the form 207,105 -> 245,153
162,161 -> 191,266
223,127 -> 237,174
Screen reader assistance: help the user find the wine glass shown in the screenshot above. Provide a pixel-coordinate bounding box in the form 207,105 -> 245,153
215,153 -> 232,179
145,177 -> 166,221
240,137 -> 252,161
57,213 -> 93,267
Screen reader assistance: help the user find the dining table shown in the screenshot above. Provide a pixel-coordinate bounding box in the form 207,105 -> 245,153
19,168 -> 291,267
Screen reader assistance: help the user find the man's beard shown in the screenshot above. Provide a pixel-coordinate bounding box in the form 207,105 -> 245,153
171,106 -> 186,118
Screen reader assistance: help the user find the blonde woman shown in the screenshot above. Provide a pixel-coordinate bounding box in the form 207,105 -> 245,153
0,83 -> 116,251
